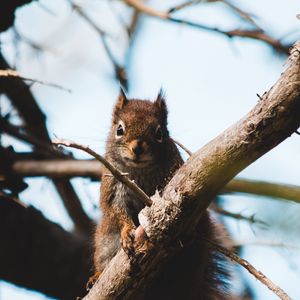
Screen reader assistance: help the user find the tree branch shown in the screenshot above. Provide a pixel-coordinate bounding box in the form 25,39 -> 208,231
168,0 -> 261,30
0,69 -> 71,93
223,178 -> 300,204
0,52 -> 94,235
69,1 -> 128,89
8,157 -> 300,204
10,159 -> 102,179
53,138 -> 152,207
122,0 -> 290,55
209,242 -> 292,300
0,195 -> 92,299
83,41 -> 300,300
210,204 -> 267,227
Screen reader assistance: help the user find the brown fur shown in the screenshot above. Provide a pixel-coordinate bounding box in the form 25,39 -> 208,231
93,90 -> 229,299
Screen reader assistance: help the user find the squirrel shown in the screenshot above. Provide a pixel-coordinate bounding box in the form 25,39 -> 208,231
93,89 -> 229,299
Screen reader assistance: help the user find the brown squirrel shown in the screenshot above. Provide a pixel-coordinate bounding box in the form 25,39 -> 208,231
93,90 -> 229,299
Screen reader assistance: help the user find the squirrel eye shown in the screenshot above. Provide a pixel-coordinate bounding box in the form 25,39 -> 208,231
116,121 -> 125,138
155,125 -> 163,143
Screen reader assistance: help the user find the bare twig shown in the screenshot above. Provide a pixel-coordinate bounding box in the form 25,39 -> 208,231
52,138 -> 152,206
222,0 -> 261,30
209,242 -> 292,300
122,0 -> 290,55
1,120 -> 68,158
0,69 -> 71,93
171,138 -> 193,156
211,204 -> 267,227
168,0 -> 198,13
70,2 -> 128,89
168,0 -> 261,30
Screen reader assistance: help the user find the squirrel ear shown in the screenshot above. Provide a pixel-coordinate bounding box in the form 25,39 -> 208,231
114,87 -> 128,116
154,88 -> 168,122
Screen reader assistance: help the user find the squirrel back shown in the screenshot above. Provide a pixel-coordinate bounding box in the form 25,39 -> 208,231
93,90 -> 229,299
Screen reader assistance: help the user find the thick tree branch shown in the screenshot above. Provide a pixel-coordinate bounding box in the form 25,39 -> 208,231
11,159 -> 102,179
223,178 -> 300,204
0,195 -> 92,299
84,41 -> 300,300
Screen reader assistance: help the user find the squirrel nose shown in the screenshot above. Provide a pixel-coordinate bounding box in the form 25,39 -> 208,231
132,144 -> 144,155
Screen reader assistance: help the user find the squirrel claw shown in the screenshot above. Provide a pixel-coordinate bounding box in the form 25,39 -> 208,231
121,226 -> 136,257
86,271 -> 101,291
121,225 -> 151,257
134,225 -> 151,254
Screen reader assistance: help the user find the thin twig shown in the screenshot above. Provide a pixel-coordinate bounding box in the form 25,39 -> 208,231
209,242 -> 292,300
52,138 -> 152,206
168,0 -> 261,30
1,120 -> 68,158
0,69 -> 71,93
222,0 -> 261,30
70,1 -> 128,89
211,204 -> 267,227
123,0 -> 290,55
171,138 -> 193,156
168,0 -> 197,13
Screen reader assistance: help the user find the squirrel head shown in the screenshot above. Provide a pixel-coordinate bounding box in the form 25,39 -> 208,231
108,89 -> 169,168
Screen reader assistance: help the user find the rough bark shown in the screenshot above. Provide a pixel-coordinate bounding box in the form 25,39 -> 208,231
84,41 -> 300,299
0,195 -> 92,299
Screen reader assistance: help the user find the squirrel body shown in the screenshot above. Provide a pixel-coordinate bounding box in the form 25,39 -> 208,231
94,90 -> 228,299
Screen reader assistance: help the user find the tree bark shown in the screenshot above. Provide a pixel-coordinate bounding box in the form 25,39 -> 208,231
84,41 -> 300,299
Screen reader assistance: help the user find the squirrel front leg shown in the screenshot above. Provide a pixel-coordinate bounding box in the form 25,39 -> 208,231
113,204 -> 150,256
120,220 -> 136,256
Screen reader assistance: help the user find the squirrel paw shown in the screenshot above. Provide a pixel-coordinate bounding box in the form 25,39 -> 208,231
86,271 -> 101,291
134,225 -> 152,254
121,224 -> 136,256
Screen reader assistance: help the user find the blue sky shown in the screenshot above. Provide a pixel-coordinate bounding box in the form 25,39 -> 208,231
1,0 -> 300,299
